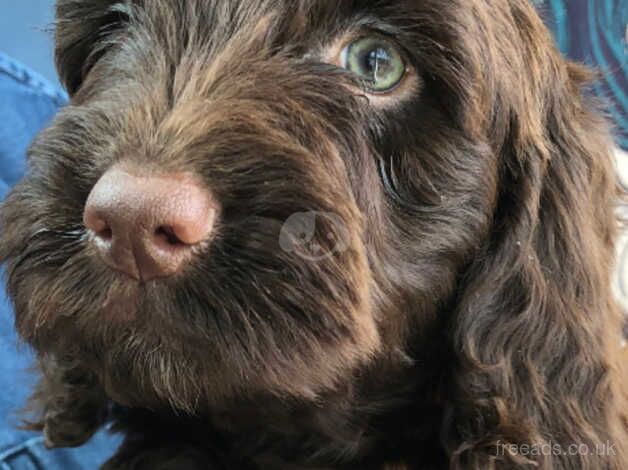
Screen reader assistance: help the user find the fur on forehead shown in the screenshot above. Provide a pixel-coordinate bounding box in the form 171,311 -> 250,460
55,0 -> 556,145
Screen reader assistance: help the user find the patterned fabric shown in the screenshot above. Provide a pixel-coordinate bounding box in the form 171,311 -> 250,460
535,0 -> 628,149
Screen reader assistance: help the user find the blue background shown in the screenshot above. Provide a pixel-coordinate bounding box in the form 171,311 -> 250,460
0,1 -> 58,86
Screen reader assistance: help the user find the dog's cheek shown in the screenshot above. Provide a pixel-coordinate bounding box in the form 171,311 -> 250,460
0,185 -> 62,342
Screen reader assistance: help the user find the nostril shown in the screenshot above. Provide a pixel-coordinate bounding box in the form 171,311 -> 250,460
84,209 -> 113,242
97,226 -> 113,241
155,225 -> 185,247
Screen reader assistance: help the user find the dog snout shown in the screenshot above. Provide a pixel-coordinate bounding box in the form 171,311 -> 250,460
83,165 -> 217,281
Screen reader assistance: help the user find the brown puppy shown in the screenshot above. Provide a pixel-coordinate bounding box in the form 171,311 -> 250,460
1,1 -> 626,468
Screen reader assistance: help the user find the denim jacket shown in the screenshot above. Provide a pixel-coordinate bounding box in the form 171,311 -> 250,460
0,51 -> 118,470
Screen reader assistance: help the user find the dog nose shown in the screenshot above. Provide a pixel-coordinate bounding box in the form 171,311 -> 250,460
83,166 -> 217,281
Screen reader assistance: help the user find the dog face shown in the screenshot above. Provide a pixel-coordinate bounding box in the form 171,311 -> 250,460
0,0 -> 587,412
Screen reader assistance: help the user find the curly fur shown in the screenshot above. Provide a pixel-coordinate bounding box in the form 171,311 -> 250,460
1,0 -> 627,468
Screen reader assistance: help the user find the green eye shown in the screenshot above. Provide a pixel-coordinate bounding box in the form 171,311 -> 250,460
340,36 -> 406,93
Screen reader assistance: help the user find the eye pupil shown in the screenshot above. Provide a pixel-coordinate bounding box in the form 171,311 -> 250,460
364,48 -> 389,80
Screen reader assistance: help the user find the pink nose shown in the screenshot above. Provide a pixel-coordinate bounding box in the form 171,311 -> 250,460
83,166 -> 217,281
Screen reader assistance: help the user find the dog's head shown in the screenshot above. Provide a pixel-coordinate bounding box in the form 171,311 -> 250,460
1,0 -> 620,418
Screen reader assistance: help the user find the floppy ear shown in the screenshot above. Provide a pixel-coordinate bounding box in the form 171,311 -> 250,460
55,0 -> 129,94
444,2 -> 628,468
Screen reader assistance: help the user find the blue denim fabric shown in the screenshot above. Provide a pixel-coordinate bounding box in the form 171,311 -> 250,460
0,51 -> 118,470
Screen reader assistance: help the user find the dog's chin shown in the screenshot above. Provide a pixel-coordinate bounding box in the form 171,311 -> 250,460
31,265 -> 381,412
90,319 -> 379,413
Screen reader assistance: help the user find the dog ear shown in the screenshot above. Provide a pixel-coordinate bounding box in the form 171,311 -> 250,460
55,0 -> 129,94
444,3 -> 628,468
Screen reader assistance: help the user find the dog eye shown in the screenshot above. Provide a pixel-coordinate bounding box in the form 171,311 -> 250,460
340,37 -> 406,93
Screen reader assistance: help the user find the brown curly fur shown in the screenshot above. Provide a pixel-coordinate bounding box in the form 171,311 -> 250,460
1,0 -> 627,468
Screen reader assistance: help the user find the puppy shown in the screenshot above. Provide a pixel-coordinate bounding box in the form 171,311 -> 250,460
1,0 -> 627,468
